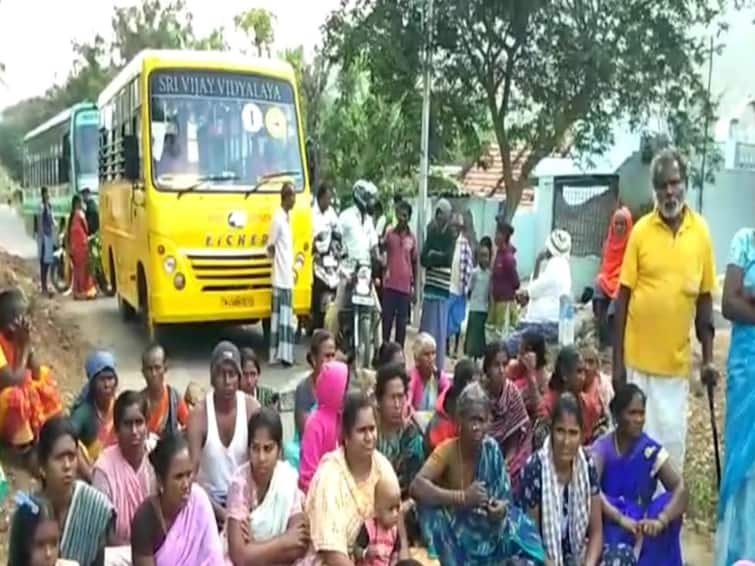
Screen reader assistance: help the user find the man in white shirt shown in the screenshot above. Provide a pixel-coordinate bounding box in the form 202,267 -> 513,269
335,180 -> 380,344
338,180 -> 379,272
505,229 -> 573,353
312,182 -> 340,249
267,182 -> 296,366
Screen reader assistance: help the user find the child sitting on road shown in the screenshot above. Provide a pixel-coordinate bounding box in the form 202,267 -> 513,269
352,474 -> 410,566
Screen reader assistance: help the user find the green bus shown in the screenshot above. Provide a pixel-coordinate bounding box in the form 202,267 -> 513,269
21,102 -> 99,234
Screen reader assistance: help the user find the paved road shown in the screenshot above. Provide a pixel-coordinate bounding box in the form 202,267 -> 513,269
0,204 -> 309,435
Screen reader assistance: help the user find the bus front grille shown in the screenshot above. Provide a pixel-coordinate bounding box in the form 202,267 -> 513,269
185,252 -> 272,292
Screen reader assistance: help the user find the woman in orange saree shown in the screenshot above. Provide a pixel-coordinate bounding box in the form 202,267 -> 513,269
0,289 -> 63,448
68,194 -> 96,300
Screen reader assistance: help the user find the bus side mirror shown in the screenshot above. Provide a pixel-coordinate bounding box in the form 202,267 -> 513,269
58,158 -> 70,183
123,135 -> 140,181
306,139 -> 317,188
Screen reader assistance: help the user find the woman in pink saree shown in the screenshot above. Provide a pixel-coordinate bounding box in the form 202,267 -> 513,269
131,432 -> 224,566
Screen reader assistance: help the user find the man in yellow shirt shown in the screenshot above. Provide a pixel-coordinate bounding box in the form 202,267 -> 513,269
613,148 -> 718,472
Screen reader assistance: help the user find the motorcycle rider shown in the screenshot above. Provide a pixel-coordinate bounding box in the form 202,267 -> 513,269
312,182 -> 340,250
336,180 -> 380,346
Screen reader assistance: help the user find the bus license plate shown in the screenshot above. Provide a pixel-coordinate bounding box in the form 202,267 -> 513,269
221,295 -> 254,309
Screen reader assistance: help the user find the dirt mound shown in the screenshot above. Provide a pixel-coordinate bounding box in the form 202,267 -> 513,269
0,248 -> 91,556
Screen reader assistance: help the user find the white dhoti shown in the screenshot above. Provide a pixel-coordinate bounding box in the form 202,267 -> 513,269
627,367 -> 689,473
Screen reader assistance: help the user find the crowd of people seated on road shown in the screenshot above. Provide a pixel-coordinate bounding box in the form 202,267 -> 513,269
0,282 -> 691,566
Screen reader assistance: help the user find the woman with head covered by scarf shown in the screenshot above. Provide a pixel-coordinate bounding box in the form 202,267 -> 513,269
593,207 -> 633,347
411,381 -> 545,565
298,360 -> 349,493
70,350 -> 119,481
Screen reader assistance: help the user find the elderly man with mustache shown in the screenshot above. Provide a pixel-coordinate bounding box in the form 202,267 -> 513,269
612,148 -> 718,475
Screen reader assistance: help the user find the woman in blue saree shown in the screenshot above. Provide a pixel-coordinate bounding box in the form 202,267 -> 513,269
592,384 -> 687,566
410,381 -> 545,565
717,227 -> 755,565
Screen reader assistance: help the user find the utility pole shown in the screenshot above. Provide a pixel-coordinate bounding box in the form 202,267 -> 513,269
698,35 -> 714,213
415,0 -> 433,319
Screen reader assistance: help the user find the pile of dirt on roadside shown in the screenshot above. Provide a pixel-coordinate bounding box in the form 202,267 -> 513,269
0,249 -> 89,404
0,248 -> 91,557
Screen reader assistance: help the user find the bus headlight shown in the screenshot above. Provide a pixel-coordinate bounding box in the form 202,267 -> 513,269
173,273 -> 186,290
163,256 -> 177,274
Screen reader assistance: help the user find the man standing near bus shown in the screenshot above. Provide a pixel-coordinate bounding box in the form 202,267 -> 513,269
37,186 -> 57,296
267,182 -> 296,367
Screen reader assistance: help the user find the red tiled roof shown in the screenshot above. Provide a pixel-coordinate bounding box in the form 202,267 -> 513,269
462,144 -> 535,205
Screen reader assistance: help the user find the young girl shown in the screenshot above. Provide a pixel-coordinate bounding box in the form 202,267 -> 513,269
464,237 -> 492,361
8,492 -> 79,566
353,474 -> 410,566
488,222 -> 520,341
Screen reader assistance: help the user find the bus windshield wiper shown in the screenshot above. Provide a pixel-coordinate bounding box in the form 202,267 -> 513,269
175,172 -> 240,199
244,171 -> 300,199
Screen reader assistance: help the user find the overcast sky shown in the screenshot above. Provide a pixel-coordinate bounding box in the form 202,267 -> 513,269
1,1 -> 753,124
0,0 -> 341,110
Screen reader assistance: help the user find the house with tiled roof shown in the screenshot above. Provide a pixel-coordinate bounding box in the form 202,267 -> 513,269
460,144 -> 535,205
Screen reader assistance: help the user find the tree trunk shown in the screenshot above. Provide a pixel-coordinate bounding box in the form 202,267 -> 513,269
502,179 -> 525,223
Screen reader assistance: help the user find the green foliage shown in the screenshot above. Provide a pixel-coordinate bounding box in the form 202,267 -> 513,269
327,0 -> 736,220
234,8 -> 276,57
110,0 -> 197,64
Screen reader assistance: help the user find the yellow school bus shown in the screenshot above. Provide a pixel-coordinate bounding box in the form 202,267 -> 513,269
97,50 -> 313,336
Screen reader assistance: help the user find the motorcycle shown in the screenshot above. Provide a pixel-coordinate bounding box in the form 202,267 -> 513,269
50,234 -> 111,296
339,261 -> 379,370
311,229 -> 341,332
50,244 -> 72,295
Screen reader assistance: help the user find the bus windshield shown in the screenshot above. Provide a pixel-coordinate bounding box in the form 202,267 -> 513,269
74,124 -> 99,177
149,69 -> 305,192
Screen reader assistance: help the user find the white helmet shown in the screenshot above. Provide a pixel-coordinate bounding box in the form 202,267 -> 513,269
352,179 -> 378,212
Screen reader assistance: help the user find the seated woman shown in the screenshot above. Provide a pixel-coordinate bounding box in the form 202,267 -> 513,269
375,363 -> 425,497
506,329 -> 548,421
227,408 -> 309,565
131,432 -> 224,566
581,347 -> 612,436
593,384 -> 686,566
240,347 -> 280,410
37,416 -> 115,566
8,491 -> 78,566
0,289 -> 62,449
408,332 -> 450,412
92,391 -> 156,552
141,343 -> 189,438
305,392 -> 397,565
299,360 -> 349,493
519,393 -> 631,566
285,330 -> 336,470
482,342 -> 532,491
541,346 -> 601,446
592,207 -> 632,348
71,350 -> 119,480
410,382 -> 545,566
425,358 -> 476,452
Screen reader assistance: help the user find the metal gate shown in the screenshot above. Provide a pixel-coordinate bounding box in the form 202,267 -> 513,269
552,175 -> 619,257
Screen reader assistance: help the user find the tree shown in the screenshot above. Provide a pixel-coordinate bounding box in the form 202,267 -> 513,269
234,8 -> 276,57
282,46 -> 332,140
328,0 -> 732,220
318,57 -> 417,200
110,0 -> 198,64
